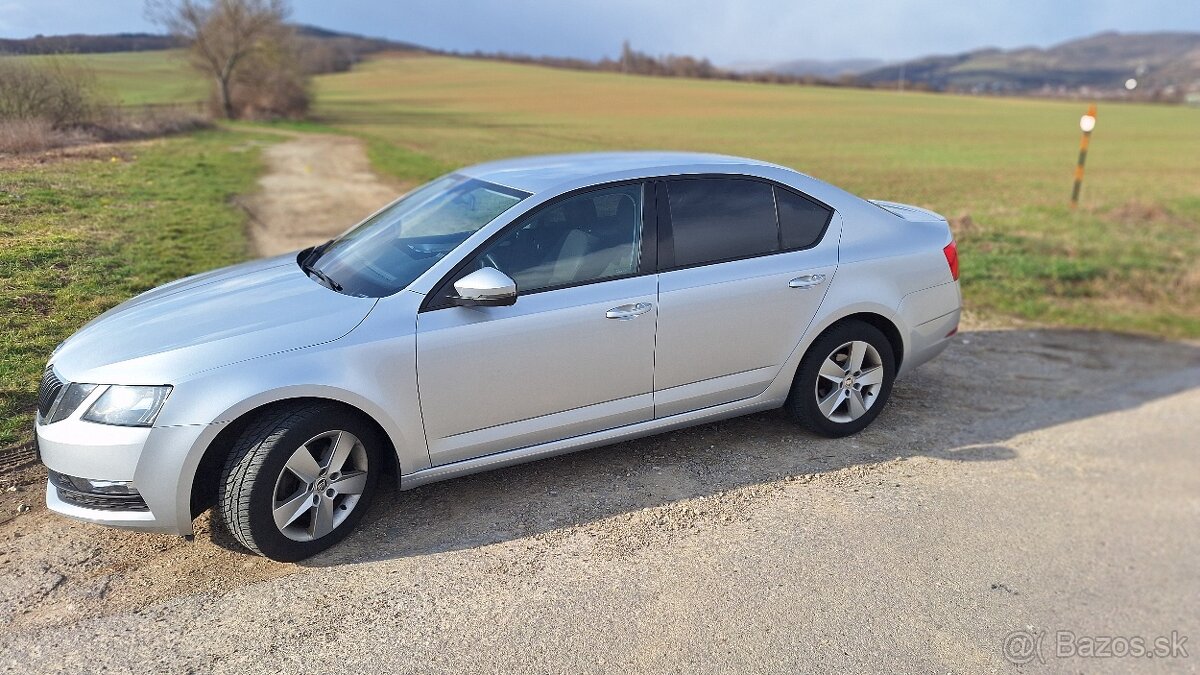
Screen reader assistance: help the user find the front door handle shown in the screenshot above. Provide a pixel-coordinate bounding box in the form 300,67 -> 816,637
789,274 -> 826,289
606,302 -> 653,320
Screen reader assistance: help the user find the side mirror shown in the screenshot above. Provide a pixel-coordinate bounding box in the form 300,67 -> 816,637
451,267 -> 517,307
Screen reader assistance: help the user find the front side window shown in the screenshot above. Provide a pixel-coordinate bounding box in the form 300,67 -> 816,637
307,174 -> 529,297
460,182 -> 644,295
667,178 -> 779,267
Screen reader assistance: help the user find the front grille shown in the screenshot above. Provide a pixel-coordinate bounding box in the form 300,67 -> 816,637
49,471 -> 150,512
37,366 -> 64,419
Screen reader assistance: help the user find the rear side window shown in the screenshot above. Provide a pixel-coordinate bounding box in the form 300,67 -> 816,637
667,178 -> 778,267
775,186 -> 832,250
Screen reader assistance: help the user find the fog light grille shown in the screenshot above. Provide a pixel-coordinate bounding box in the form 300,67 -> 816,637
49,471 -> 149,512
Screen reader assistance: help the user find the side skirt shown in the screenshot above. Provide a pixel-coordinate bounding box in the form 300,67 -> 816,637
398,392 -> 786,490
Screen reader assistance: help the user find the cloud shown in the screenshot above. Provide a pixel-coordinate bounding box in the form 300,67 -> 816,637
0,1 -> 31,33
1,0 -> 1197,62
292,0 -> 1200,63
0,0 -> 152,37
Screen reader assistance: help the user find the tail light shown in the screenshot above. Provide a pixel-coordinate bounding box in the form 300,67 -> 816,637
943,241 -> 959,281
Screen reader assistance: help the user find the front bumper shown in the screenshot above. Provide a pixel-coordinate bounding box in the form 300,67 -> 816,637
37,415 -> 221,535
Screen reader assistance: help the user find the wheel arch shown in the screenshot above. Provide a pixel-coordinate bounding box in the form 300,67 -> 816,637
835,311 -> 905,372
781,310 -> 903,436
189,395 -> 400,519
781,306 -> 907,396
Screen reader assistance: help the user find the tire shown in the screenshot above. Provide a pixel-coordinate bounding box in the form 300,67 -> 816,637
217,402 -> 382,562
786,320 -> 896,438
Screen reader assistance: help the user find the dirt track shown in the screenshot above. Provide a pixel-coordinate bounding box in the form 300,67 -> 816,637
1,134 -> 1197,672
239,132 -> 401,256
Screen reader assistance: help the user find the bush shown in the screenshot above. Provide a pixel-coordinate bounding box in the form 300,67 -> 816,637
0,118 -> 57,154
0,56 -> 211,154
92,105 -> 212,141
0,103 -> 211,155
0,57 -> 101,128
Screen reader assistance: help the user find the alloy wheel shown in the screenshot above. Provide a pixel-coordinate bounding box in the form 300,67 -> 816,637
813,340 -> 885,423
271,430 -> 369,542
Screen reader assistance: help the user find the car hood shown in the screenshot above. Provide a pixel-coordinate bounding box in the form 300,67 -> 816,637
52,254 -> 378,384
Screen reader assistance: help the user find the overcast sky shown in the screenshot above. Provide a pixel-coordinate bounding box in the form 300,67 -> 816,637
2,0 -> 1198,64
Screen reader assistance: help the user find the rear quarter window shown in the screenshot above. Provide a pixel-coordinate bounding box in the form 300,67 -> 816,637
774,187 -> 832,250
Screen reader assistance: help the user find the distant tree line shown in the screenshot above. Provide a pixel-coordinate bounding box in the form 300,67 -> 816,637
0,33 -> 182,54
452,40 -> 864,90
0,26 -> 413,69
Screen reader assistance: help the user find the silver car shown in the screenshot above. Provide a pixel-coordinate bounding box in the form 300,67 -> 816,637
36,152 -> 961,561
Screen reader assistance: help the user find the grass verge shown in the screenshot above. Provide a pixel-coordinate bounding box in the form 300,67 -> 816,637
0,130 -> 272,446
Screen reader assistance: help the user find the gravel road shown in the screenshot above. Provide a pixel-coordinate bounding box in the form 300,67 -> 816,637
2,135 -> 1196,673
2,327 -> 1196,673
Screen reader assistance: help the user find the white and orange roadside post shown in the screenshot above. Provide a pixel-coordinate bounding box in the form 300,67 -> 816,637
1070,103 -> 1097,209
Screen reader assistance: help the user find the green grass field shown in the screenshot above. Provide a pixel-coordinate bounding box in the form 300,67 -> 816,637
16,50 -> 205,107
308,55 -> 1200,337
0,131 -> 271,446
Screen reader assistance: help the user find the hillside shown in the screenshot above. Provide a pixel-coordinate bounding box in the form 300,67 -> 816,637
7,27 -> 1200,101
857,31 -> 1200,97
0,25 -> 420,56
729,58 -> 884,80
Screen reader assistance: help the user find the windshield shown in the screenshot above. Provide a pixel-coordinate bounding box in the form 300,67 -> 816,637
305,174 -> 529,297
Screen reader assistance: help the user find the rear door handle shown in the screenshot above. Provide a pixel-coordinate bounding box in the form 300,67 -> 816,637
606,302 -> 653,320
789,274 -> 826,289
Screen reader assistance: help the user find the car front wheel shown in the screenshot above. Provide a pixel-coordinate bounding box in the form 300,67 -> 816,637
217,403 -> 381,561
787,320 -> 896,437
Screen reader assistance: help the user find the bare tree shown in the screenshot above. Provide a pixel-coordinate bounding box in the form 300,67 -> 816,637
146,0 -> 289,119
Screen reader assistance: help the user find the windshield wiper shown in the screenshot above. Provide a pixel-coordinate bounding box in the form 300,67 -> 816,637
301,260 -> 343,292
299,239 -> 343,291
301,238 -> 333,270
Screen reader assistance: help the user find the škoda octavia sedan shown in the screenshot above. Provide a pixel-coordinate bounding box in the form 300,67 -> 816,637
37,152 -> 961,560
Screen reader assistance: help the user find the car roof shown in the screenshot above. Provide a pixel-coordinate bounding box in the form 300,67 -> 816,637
457,151 -> 785,194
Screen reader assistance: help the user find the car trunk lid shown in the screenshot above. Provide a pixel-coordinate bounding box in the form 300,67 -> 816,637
869,200 -> 947,223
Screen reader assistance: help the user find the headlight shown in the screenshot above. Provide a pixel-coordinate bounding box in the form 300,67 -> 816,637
48,383 -> 98,424
82,385 -> 172,427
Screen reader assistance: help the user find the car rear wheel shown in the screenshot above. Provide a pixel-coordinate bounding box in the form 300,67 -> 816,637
787,320 -> 896,437
217,402 -> 381,561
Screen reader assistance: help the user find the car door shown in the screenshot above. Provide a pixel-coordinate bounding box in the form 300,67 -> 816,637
653,177 -> 839,417
416,181 -> 657,465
